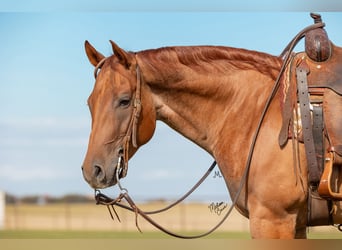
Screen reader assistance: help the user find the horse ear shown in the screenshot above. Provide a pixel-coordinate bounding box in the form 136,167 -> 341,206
110,40 -> 133,69
84,40 -> 105,67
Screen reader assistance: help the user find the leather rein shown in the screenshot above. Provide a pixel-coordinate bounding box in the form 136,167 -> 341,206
92,21 -> 324,238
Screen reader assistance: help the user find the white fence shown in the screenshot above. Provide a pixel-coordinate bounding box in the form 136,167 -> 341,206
0,191 -> 4,229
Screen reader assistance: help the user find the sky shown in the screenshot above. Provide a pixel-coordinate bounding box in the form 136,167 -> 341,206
0,2 -> 342,202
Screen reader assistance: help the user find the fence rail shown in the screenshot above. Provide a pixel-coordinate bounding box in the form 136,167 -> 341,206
4,202 -> 249,232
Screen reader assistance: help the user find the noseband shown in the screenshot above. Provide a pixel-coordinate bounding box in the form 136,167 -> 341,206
94,57 -> 142,179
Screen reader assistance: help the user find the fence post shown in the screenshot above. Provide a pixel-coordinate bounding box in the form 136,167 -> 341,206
0,191 -> 5,229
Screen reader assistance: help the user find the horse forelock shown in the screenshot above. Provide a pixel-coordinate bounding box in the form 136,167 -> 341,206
138,46 -> 282,80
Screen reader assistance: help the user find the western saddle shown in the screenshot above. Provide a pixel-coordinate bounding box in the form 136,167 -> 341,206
279,13 -> 342,227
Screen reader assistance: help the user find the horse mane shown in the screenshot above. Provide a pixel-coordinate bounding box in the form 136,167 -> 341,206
137,46 -> 283,80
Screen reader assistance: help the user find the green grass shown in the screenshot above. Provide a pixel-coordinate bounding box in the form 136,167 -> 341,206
307,231 -> 342,239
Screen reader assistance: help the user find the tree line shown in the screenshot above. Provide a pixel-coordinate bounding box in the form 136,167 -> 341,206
5,193 -> 94,204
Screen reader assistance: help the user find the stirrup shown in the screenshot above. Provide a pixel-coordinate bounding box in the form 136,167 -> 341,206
318,151 -> 342,200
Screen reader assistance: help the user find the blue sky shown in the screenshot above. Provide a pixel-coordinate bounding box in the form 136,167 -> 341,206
0,5 -> 342,202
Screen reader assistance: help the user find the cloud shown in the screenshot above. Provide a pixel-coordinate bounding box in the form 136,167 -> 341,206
0,116 -> 90,148
0,115 -> 88,195
0,164 -> 67,182
140,169 -> 183,181
0,116 -> 89,130
2,137 -> 87,148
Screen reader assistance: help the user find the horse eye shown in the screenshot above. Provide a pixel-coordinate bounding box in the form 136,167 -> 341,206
118,98 -> 131,107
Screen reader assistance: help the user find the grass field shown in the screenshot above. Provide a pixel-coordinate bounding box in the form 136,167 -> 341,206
2,203 -> 342,239
1,229 -> 341,239
4,202 -> 250,232
0,229 -> 251,239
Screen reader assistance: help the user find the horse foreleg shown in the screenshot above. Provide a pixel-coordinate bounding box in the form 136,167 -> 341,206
249,208 -> 307,239
249,218 -> 295,238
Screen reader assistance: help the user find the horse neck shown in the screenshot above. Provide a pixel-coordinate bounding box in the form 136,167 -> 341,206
136,46 -> 282,154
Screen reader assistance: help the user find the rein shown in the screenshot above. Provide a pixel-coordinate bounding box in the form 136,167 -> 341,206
95,161 -> 219,238
93,21 -> 325,238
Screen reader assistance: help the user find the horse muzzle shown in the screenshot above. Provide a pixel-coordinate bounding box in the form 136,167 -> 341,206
82,153 -> 126,189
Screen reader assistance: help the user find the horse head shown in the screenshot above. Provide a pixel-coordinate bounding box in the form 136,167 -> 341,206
82,41 -> 156,189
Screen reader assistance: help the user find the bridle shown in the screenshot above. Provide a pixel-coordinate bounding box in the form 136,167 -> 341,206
92,55 -> 225,238
94,57 -> 142,179
90,20 -> 325,238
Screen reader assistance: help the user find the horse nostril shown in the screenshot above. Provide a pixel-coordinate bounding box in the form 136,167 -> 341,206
94,165 -> 101,176
117,147 -> 124,156
93,164 -> 106,183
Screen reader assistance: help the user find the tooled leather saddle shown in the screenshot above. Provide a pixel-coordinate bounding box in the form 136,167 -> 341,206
279,13 -> 342,227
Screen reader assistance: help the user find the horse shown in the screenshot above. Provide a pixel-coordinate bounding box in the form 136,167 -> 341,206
81,39 -> 319,238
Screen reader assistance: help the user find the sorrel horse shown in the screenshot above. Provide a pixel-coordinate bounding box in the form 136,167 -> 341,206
81,22 -> 341,238
82,41 -> 306,238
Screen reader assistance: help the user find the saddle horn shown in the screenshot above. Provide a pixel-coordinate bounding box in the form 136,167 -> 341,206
305,13 -> 331,62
